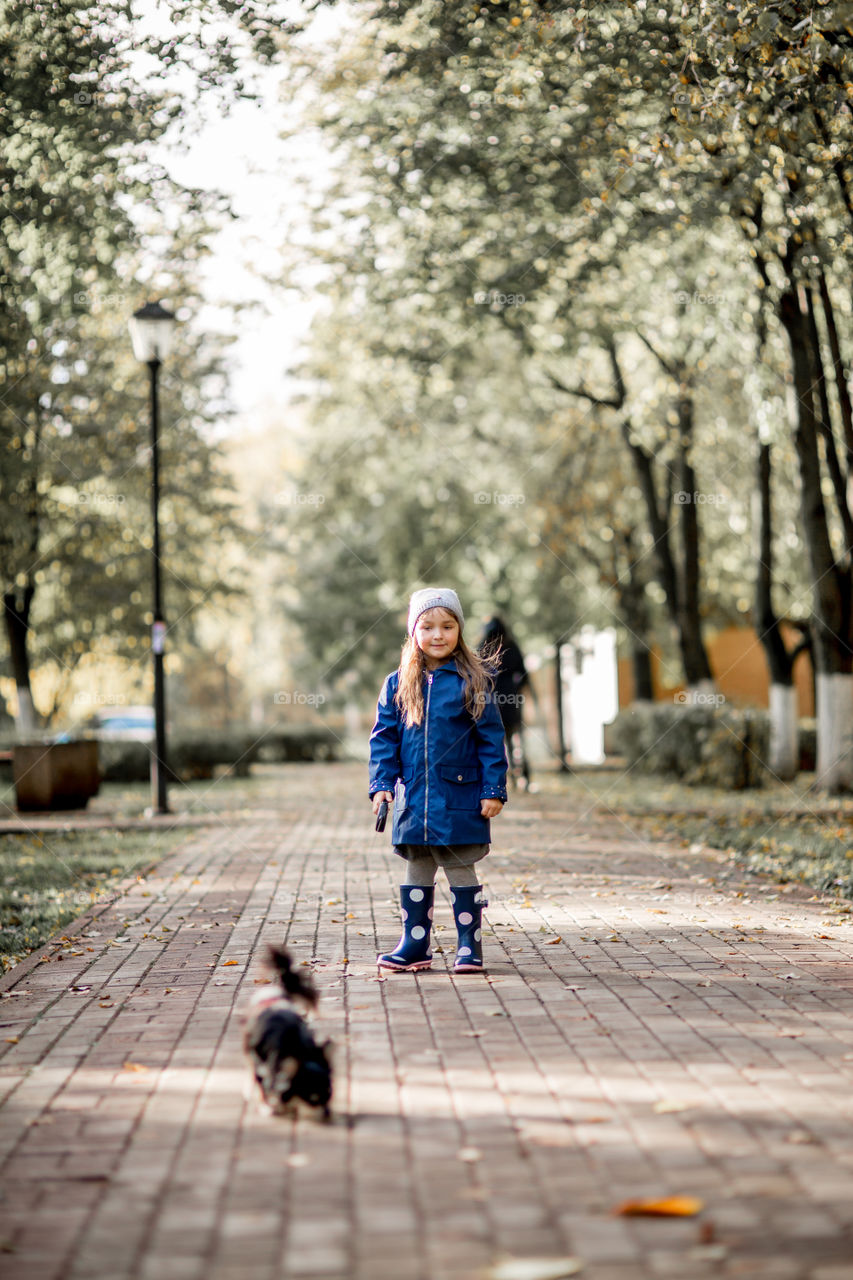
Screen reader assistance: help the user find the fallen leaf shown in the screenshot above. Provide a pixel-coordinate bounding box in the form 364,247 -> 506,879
457,1146 -> 482,1163
98,1002 -> 114,1009
520,1123 -> 574,1147
122,1062 -> 149,1073
286,1153 -> 309,1168
616,1195 -> 703,1217
545,937 -> 563,946
488,1258 -> 584,1280
3,1037 -> 19,1044
652,1100 -> 693,1114
786,1129 -> 816,1144
222,959 -> 239,967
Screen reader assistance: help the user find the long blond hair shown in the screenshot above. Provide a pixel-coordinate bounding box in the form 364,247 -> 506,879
395,612 -> 493,728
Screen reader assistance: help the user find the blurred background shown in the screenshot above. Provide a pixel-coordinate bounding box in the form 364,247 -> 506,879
2,0 -> 851,797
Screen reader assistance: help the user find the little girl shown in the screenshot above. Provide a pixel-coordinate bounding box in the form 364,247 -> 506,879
369,587 -> 508,974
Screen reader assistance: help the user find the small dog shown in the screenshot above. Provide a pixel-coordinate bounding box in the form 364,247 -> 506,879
243,945 -> 333,1119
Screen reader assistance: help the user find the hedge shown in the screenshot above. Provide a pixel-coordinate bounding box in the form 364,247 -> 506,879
99,725 -> 339,783
610,703 -> 769,789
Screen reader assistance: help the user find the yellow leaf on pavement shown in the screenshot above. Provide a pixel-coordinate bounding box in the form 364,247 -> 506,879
616,1195 -> 703,1217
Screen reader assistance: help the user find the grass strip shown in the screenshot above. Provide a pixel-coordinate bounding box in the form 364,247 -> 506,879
565,769 -> 853,899
0,826 -> 183,969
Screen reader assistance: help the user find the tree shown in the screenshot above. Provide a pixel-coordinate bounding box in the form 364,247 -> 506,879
0,0 -> 288,729
278,2 -> 770,693
665,0 -> 853,787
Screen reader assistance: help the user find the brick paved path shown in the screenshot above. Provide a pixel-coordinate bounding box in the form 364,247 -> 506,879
2,762 -> 853,1280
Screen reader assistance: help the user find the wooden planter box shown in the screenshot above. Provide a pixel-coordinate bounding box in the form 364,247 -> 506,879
13,741 -> 101,811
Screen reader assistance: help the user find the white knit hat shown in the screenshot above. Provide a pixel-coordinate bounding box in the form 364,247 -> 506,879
407,587 -> 465,636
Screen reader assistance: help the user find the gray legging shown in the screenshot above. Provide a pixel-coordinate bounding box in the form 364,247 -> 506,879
404,854 -> 480,888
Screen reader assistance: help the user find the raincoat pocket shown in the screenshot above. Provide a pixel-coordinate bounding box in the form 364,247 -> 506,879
440,764 -> 480,810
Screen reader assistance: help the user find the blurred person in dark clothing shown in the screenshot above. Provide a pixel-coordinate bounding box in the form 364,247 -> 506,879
479,616 -> 534,790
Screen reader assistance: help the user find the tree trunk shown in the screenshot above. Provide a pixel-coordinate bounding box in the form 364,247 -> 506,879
614,529 -> 654,701
3,586 -> 38,735
815,673 -> 853,792
778,285 -> 853,790
816,266 -> 853,507
769,683 -> 799,781
754,442 -> 799,779
620,417 -> 714,689
675,393 -> 714,690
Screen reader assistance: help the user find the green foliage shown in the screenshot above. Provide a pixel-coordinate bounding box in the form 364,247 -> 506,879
0,0 -> 269,722
275,0 -> 820,694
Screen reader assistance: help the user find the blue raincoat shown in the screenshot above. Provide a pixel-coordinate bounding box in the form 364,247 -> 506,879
368,661 -> 508,846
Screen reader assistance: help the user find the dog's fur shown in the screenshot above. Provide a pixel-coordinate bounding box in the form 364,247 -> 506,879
243,945 -> 333,1119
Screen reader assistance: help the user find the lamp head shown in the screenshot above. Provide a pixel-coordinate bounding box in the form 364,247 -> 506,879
129,300 -> 176,363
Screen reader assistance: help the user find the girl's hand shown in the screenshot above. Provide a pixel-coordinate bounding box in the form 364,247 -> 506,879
480,798 -> 504,819
372,791 -> 393,815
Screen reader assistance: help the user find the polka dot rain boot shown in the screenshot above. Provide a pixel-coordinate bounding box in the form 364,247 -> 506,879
451,885 -> 487,973
377,885 -> 434,972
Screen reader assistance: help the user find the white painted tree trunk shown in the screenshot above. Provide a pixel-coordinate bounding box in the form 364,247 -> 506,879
14,687 -> 37,737
815,672 -> 853,792
768,683 -> 798,781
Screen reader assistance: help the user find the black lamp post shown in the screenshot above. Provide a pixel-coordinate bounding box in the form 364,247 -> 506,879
128,300 -> 177,815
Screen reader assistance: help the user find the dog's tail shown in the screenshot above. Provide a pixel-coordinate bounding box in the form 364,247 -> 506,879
266,945 -> 318,1008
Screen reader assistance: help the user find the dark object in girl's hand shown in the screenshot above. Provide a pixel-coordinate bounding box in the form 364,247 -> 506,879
375,799 -> 388,832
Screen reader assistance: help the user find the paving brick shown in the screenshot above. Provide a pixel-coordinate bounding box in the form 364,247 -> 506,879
3,764 -> 853,1279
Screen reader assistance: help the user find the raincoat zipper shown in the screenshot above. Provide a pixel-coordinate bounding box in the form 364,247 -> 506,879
424,671 -> 433,841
